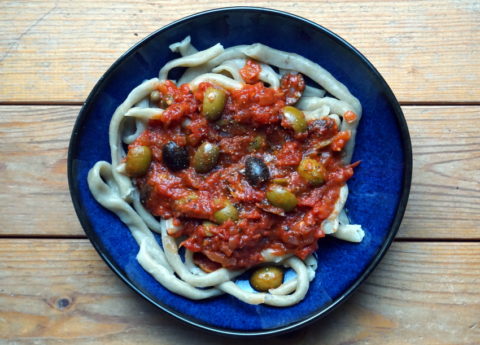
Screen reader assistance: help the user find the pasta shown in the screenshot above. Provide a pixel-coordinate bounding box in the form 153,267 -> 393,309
87,37 -> 365,306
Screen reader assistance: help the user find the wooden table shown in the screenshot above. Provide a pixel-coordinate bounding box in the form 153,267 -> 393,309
1,1 -> 479,344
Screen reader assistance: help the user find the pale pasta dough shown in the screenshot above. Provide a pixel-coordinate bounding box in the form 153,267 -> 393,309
87,37 -> 365,306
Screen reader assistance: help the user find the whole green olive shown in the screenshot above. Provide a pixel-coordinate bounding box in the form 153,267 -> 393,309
250,266 -> 284,292
202,87 -> 227,121
193,142 -> 220,173
297,158 -> 326,186
266,186 -> 298,212
125,146 -> 152,177
213,201 -> 239,224
281,106 -> 307,133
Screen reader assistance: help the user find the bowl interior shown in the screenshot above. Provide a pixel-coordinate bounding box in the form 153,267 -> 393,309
69,8 -> 410,336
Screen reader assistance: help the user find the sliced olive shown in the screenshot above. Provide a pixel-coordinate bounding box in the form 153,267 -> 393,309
193,142 -> 220,173
266,186 -> 298,212
173,191 -> 198,211
125,146 -> 152,177
172,192 -> 199,214
160,94 -> 174,108
297,158 -> 326,186
272,177 -> 289,185
250,266 -> 284,292
248,134 -> 266,152
245,156 -> 270,186
162,141 -> 189,171
202,87 -> 227,121
202,221 -> 215,237
281,106 -> 307,133
150,90 -> 173,108
213,201 -> 239,224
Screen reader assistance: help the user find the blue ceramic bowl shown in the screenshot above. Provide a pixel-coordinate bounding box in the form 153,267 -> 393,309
68,7 -> 412,337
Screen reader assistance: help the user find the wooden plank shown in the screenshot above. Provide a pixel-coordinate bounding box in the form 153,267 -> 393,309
0,240 -> 478,344
0,106 -> 74,236
0,105 -> 479,238
0,0 -> 479,103
402,106 -> 480,238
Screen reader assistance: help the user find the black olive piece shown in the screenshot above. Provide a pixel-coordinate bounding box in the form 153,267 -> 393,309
162,141 -> 189,171
245,156 -> 270,186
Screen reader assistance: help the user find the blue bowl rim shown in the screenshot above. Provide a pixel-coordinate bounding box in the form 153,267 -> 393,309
68,6 -> 413,338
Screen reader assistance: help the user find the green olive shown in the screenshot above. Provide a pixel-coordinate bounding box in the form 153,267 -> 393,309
160,94 -> 174,108
202,221 -> 215,237
266,186 -> 298,212
250,266 -> 284,292
173,191 -> 199,207
193,142 -> 220,173
213,201 -> 239,224
297,158 -> 326,186
202,87 -> 227,121
150,90 -> 173,108
281,106 -> 307,133
126,146 -> 152,177
248,134 -> 266,152
272,177 -> 289,185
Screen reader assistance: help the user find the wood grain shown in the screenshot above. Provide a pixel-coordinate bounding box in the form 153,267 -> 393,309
0,106 -> 74,236
1,1 -> 478,344
0,239 -> 478,344
402,106 -> 480,238
1,105 -> 479,238
0,0 -> 479,103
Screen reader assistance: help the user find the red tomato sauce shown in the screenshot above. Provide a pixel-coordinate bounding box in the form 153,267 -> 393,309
239,59 -> 261,84
129,71 -> 357,270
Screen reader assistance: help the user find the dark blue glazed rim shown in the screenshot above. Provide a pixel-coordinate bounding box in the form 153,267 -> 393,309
68,7 -> 412,337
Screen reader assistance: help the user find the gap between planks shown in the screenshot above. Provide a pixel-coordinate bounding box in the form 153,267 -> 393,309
0,240 -> 478,344
1,105 -> 479,238
1,101 -> 480,106
0,234 -> 478,242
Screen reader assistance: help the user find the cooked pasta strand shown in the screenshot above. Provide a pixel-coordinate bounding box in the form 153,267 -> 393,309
159,43 -> 224,80
244,43 -> 362,116
87,38 -> 365,306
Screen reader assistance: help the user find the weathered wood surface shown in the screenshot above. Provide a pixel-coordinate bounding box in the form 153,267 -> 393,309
403,105 -> 480,239
1,1 -> 479,343
0,0 -> 479,103
0,240 -> 478,344
1,105 -> 479,238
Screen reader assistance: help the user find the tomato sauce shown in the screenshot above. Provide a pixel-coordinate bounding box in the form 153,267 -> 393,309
239,59 -> 261,84
129,70 -> 357,270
